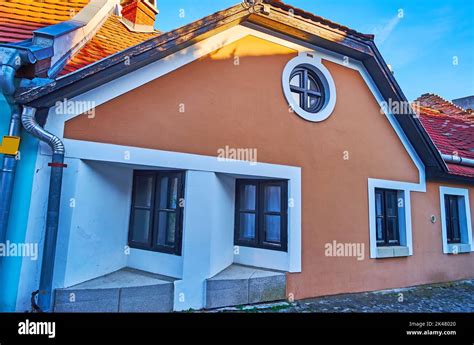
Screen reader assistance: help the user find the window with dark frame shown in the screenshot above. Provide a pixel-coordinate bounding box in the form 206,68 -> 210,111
444,194 -> 462,244
129,170 -> 185,255
375,188 -> 400,247
290,66 -> 326,113
234,179 -> 288,251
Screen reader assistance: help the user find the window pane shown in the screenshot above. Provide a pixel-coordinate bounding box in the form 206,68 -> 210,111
156,211 -> 176,247
375,191 -> 383,217
158,176 -> 169,209
265,215 -> 281,243
290,73 -> 300,87
168,177 -> 179,209
376,217 -> 384,242
134,175 -> 153,208
240,184 -> 256,211
308,76 -> 320,91
385,192 -> 397,217
157,176 -> 179,210
239,213 -> 256,241
265,185 -> 281,212
131,209 -> 151,243
291,91 -> 301,106
386,217 -> 398,243
308,96 -> 316,109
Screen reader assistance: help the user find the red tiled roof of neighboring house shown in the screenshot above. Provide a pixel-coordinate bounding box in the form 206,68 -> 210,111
0,0 -> 90,43
60,15 -> 160,76
413,93 -> 474,178
0,0 -> 159,77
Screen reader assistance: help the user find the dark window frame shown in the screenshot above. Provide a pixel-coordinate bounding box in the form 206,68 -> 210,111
128,170 -> 185,255
375,188 -> 401,247
290,66 -> 326,113
234,179 -> 288,252
444,194 -> 462,244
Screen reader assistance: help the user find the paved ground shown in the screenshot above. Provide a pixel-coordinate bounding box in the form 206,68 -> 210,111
215,279 -> 474,313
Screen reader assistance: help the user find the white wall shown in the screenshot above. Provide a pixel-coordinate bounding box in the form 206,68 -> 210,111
61,161 -> 131,287
209,174 -> 235,277
174,171 -> 235,311
127,248 -> 183,279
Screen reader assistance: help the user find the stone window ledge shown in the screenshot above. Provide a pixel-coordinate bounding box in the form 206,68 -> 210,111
376,246 -> 410,259
446,243 -> 472,255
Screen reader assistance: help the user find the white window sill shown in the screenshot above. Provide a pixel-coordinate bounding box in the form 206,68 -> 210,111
446,243 -> 472,255
376,246 -> 410,259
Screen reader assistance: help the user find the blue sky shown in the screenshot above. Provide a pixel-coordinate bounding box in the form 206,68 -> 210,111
156,0 -> 474,101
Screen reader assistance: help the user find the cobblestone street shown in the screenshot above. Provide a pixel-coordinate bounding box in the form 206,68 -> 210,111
218,280 -> 474,313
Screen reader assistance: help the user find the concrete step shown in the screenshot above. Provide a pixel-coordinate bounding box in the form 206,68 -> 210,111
54,268 -> 175,312
206,264 -> 286,309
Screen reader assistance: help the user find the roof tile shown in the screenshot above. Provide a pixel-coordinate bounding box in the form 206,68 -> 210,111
0,0 -> 90,43
413,94 -> 474,178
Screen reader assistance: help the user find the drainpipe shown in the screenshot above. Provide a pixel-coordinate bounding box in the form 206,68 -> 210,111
441,154 -> 474,168
0,106 -> 21,246
0,47 -> 36,249
21,106 -> 66,312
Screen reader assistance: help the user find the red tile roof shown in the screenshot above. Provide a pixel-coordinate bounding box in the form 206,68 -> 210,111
0,0 -> 159,77
413,94 -> 474,178
0,0 -> 90,44
60,15 -> 160,76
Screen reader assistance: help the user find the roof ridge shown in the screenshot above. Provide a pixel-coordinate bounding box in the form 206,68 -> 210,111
416,93 -> 469,114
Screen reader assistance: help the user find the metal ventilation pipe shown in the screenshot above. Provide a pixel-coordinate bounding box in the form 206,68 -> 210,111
21,106 -> 66,312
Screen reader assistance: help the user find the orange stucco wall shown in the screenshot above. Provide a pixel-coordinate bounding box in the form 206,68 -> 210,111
64,35 -> 474,299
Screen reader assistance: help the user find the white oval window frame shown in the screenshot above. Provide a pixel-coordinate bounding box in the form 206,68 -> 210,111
282,52 -> 337,122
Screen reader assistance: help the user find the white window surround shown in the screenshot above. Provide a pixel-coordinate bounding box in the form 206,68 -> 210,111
439,186 -> 473,254
281,52 -> 337,122
368,179 -> 414,259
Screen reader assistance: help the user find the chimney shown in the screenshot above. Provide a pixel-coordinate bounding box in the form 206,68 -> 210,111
121,0 -> 158,31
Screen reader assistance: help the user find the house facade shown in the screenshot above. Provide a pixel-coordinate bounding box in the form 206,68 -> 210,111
0,0 -> 473,312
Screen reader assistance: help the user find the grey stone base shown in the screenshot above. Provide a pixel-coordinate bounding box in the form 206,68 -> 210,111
54,268 -> 175,312
206,264 -> 286,309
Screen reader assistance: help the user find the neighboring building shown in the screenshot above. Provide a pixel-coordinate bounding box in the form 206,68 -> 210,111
0,0 -> 472,312
452,95 -> 474,112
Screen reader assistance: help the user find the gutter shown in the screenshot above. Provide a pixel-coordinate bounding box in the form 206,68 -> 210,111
442,154 -> 474,168
21,107 -> 66,312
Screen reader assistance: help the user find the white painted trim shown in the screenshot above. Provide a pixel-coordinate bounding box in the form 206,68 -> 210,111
282,52 -> 337,122
368,179 -> 414,259
439,186 -> 473,254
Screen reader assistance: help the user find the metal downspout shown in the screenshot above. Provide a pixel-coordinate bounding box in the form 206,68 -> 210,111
21,106 -> 66,312
0,106 -> 21,246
